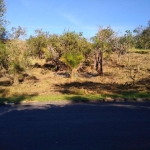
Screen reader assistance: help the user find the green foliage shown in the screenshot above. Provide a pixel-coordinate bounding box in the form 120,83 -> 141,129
60,31 -> 80,53
59,31 -> 90,70
48,34 -> 62,59
27,29 -> 49,59
6,40 -> 31,74
91,27 -> 115,75
130,49 -> 150,54
0,0 -> 7,39
0,0 -> 5,17
119,30 -> 135,49
60,31 -> 91,56
61,52 -> 84,69
134,21 -> 150,49
0,39 -> 32,85
20,30 -> 90,71
60,31 -> 92,69
0,41 -> 9,69
92,27 -> 114,51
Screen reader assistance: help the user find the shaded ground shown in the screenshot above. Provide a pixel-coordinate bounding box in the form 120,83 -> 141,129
0,102 -> 150,150
54,76 -> 150,98
0,76 -> 150,104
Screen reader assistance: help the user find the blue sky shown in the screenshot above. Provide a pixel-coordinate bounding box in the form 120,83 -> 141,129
5,0 -> 150,38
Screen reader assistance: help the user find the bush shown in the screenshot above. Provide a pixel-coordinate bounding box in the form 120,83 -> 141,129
60,52 -> 84,69
0,41 -> 9,70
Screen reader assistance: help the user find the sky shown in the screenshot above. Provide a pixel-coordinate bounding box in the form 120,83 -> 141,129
5,0 -> 150,39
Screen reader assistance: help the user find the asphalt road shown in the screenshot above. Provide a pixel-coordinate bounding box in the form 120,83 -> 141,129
0,102 -> 150,150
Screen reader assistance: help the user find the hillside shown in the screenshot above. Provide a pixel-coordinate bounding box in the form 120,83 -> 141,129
0,50 -> 150,103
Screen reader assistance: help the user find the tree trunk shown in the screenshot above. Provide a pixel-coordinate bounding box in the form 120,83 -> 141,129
13,72 -> 19,85
99,51 -> 103,75
71,62 -> 83,78
71,68 -> 76,78
95,52 -> 99,73
95,51 -> 103,76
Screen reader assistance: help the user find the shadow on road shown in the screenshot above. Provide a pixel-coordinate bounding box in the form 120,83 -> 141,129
0,102 -> 150,150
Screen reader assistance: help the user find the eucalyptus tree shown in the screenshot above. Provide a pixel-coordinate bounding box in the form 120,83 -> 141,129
9,26 -> 27,40
111,31 -> 134,63
92,27 -> 114,75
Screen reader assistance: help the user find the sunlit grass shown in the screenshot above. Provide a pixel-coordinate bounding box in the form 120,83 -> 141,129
0,92 -> 150,104
130,48 -> 150,54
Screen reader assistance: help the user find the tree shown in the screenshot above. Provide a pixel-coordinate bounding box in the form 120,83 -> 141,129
134,21 -> 150,49
47,34 -> 62,61
27,29 -> 50,59
0,0 -> 7,40
140,22 -> 150,49
5,39 -> 31,84
0,25 -> 30,84
60,31 -> 90,77
0,40 -> 8,70
92,27 -> 114,75
60,52 -> 84,77
0,0 -> 9,75
120,30 -> 135,49
9,26 -> 27,40
60,31 -> 90,54
111,31 -> 133,63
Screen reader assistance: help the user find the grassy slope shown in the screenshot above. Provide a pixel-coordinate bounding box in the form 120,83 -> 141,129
0,50 -> 150,104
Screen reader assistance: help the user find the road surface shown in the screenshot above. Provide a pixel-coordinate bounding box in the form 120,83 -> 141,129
0,102 -> 150,150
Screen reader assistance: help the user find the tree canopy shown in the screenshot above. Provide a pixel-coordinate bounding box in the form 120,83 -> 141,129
134,21 -> 150,49
0,0 -> 7,39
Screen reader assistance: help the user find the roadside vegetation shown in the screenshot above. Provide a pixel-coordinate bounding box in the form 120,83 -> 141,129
0,0 -> 150,104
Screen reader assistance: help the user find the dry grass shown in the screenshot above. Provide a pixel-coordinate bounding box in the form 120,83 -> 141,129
0,51 -> 150,103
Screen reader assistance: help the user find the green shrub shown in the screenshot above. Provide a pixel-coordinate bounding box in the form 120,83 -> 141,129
60,52 -> 84,69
